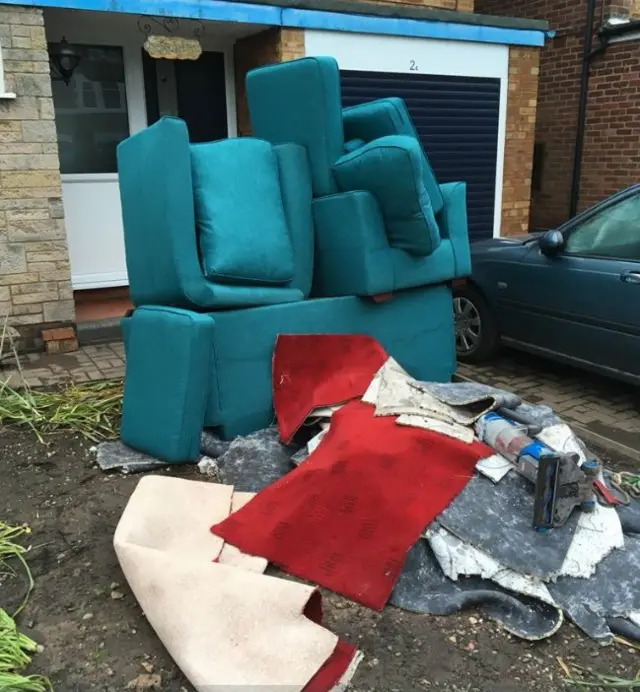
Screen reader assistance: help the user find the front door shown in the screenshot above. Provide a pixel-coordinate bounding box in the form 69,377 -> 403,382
142,50 -> 228,143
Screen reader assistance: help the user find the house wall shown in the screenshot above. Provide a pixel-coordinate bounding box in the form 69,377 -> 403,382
235,28 -> 305,137
501,46 -> 540,236
362,0 -> 474,11
476,0 -> 640,229
0,5 -> 75,349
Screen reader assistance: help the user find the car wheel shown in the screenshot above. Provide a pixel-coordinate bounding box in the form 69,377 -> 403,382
453,284 -> 499,364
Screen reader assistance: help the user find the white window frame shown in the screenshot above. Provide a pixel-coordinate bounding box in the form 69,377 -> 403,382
0,40 -> 16,99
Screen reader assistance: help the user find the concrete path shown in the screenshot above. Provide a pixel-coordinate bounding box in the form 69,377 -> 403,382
2,342 -> 639,459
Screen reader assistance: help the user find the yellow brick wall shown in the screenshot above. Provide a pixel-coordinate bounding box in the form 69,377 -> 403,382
0,5 -> 75,347
500,46 -> 540,236
234,28 -> 305,137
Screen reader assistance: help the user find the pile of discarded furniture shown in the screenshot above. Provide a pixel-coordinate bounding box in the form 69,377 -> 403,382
112,56 -> 640,692
117,55 -> 470,458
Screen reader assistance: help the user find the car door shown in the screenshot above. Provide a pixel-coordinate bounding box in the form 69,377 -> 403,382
497,186 -> 640,379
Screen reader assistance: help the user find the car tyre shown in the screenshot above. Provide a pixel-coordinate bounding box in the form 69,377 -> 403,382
453,283 -> 499,364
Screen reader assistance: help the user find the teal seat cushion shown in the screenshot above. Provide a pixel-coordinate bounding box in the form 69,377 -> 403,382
343,97 -> 445,215
121,306 -> 214,463
191,138 -> 295,285
333,135 -> 441,256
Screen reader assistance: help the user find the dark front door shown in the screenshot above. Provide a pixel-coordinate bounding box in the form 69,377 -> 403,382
340,70 -> 501,243
142,50 -> 228,143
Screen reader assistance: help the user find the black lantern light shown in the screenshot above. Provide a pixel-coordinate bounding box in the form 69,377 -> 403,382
50,37 -> 80,86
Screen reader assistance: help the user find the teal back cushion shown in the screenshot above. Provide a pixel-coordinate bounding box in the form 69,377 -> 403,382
247,57 -> 344,197
343,97 -> 445,215
191,138 -> 295,285
334,135 -> 441,256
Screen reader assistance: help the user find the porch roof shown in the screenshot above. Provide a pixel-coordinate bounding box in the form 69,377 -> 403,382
4,0 -> 549,46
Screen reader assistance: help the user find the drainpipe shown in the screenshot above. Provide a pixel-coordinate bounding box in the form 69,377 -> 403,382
569,0 -> 597,219
569,9 -> 640,218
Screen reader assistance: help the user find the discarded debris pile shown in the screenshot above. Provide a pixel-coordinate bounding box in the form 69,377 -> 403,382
113,334 -> 640,692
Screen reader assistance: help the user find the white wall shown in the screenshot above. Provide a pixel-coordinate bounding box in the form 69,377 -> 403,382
305,30 -> 509,238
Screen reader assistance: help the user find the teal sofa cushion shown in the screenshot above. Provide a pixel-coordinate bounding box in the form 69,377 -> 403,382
311,191 -> 394,297
333,135 -> 441,256
121,306 -> 214,463
191,138 -> 295,285
247,56 -> 344,196
273,143 -> 315,298
343,97 -> 445,215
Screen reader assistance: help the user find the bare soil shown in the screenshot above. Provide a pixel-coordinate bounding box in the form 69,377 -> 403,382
1,426 -> 638,692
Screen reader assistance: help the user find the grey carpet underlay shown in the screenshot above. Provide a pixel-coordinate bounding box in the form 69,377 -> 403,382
389,540 -> 562,640
437,471 -> 579,580
547,534 -> 640,641
213,426 -> 298,493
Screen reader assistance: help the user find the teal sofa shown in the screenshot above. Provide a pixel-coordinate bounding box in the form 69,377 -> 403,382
118,56 -> 471,463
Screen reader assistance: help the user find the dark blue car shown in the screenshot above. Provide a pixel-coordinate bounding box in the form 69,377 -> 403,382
454,184 -> 640,385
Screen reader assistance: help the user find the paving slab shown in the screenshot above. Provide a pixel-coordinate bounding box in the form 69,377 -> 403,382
458,351 -> 640,460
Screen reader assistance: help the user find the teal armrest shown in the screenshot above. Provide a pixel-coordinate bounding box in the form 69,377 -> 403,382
311,191 -> 394,297
438,182 -> 471,278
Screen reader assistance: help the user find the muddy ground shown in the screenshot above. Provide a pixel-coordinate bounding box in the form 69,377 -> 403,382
1,426 -> 639,692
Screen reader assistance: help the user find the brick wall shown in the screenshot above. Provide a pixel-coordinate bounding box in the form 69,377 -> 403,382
476,0 -> 640,230
362,0 -> 474,10
501,47 -> 540,236
234,28 -> 305,137
0,5 -> 74,349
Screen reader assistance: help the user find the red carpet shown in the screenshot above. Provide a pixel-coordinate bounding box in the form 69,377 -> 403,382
273,334 -> 388,443
212,400 -> 490,610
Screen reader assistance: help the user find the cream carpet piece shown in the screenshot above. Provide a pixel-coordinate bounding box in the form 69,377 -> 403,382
114,476 -> 346,691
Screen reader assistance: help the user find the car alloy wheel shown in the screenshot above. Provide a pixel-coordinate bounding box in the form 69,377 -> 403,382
454,296 -> 482,356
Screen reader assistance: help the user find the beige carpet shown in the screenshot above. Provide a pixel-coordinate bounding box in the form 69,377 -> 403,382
114,476 -> 357,691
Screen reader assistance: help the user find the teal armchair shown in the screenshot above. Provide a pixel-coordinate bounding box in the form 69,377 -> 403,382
117,116 -> 314,310
246,56 -> 471,298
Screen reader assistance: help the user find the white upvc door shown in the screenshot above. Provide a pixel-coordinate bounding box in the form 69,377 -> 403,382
45,10 -> 237,290
46,14 -> 148,290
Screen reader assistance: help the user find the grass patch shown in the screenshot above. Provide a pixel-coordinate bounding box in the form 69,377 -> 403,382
559,657 -> 640,689
1,316 -> 122,443
0,379 -> 123,443
0,523 -> 33,617
0,524 -> 51,691
0,608 -> 52,692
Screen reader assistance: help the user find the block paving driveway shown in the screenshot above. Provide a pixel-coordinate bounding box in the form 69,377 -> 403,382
2,341 -> 639,458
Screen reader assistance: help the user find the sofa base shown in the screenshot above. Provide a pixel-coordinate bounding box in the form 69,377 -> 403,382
122,283 -> 455,450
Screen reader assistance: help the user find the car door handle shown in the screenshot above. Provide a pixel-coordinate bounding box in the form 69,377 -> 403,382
621,271 -> 640,284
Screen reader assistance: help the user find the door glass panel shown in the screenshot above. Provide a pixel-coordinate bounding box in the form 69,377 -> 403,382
49,44 -> 129,175
565,191 -> 640,260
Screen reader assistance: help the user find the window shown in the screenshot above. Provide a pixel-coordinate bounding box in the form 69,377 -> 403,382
565,191 -> 640,261
49,44 -> 129,174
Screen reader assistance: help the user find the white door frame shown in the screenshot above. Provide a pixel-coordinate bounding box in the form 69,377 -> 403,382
45,10 -> 237,289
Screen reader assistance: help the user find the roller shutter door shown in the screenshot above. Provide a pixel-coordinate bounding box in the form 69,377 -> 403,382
341,70 -> 501,242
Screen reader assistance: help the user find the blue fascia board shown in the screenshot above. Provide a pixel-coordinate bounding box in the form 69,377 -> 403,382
281,8 -> 546,47
0,0 -> 546,47
0,0 -> 282,25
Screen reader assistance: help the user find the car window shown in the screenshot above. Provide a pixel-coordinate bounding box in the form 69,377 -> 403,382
565,191 -> 640,260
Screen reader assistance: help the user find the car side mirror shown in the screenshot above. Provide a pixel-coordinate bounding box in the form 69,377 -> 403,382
539,230 -> 565,257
